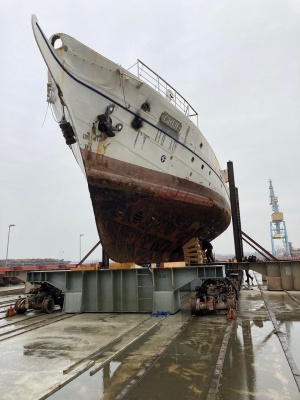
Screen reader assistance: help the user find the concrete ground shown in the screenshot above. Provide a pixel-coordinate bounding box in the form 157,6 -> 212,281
1,276 -> 300,399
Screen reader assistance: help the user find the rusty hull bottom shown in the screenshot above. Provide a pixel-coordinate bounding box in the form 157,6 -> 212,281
83,150 -> 231,263
88,184 -> 230,263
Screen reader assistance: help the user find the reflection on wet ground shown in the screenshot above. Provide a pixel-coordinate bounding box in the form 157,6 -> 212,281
219,320 -> 299,400
47,316 -> 229,400
124,289 -> 300,400
46,290 -> 300,399
266,291 -> 300,374
2,281 -> 300,399
124,317 -> 228,400
281,321 -> 300,373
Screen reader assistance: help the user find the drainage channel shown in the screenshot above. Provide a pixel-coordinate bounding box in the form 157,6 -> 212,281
115,316 -> 194,399
121,315 -> 232,400
285,290 -> 300,305
4,281 -> 300,399
39,315 -> 170,400
253,273 -> 300,392
0,312 -> 75,342
259,290 -> 300,391
199,272 -> 300,400
36,294 -> 235,400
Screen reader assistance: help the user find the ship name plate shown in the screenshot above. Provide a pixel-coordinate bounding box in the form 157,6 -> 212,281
160,112 -> 182,133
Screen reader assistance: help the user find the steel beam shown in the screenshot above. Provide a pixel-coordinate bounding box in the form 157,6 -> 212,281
26,261 -> 300,314
26,265 -> 225,314
227,161 -> 243,261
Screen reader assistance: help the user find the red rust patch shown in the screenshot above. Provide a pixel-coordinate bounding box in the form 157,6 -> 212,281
82,149 -> 231,263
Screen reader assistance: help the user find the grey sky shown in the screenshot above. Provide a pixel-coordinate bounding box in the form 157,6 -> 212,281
1,0 -> 299,262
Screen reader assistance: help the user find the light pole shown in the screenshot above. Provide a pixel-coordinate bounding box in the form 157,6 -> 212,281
6,224 -> 16,267
79,234 -> 84,261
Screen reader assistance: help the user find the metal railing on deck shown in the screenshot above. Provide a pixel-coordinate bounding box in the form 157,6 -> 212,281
128,60 -> 198,126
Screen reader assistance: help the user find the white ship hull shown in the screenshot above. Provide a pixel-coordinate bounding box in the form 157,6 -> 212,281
32,15 -> 231,263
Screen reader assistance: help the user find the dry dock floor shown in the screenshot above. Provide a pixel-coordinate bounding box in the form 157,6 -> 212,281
1,274 -> 300,400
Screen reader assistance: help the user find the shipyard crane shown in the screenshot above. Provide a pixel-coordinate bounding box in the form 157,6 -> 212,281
269,179 -> 291,257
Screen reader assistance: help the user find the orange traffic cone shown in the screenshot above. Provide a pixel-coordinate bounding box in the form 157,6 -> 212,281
5,306 -> 16,318
226,307 -> 235,320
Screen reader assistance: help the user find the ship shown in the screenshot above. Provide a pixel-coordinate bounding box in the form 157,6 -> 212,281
32,15 -> 231,263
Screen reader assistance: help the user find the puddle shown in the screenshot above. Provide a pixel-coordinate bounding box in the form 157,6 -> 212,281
1,290 -> 300,399
218,320 -> 299,399
280,320 -> 300,372
49,361 -> 122,400
113,317 -> 227,400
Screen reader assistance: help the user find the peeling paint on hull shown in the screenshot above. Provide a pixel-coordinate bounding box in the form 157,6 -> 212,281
83,150 -> 231,263
32,15 -> 231,263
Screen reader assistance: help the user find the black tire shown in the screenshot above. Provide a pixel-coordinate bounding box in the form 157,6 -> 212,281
42,298 -> 54,314
191,297 -> 197,315
15,298 -> 27,314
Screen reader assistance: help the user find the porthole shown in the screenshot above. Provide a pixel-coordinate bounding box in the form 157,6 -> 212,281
200,142 -> 203,149
201,165 -> 204,169
190,172 -> 192,176
191,157 -> 194,162
51,35 -> 63,49
209,171 -> 211,175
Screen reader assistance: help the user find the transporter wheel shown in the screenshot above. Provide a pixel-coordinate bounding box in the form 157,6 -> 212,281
191,297 -> 197,315
42,298 -> 54,314
15,298 -> 27,314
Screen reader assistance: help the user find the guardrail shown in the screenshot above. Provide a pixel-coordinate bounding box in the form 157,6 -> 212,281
128,60 -> 198,126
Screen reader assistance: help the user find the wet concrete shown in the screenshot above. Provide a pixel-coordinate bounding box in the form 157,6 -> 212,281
48,310 -> 191,400
1,276 -> 300,399
122,288 -> 300,400
0,313 -> 151,399
123,317 -> 229,400
261,290 -> 300,379
217,291 -> 300,400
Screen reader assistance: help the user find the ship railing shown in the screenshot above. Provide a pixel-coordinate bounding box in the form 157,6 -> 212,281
128,60 -> 198,126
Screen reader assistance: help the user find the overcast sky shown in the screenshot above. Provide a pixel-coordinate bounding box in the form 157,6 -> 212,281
0,0 -> 299,262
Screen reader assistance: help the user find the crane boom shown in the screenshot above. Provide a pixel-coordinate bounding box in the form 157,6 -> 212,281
269,179 -> 290,257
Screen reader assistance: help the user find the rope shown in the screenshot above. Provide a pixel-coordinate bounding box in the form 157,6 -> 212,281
41,102 -> 50,127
